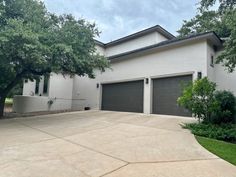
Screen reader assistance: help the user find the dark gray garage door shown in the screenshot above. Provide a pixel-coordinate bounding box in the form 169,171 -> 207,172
102,80 -> 144,113
152,75 -> 192,117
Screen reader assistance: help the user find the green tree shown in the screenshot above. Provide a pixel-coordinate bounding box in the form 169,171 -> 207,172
0,0 -> 109,117
177,77 -> 219,123
178,0 -> 236,72
7,82 -> 23,98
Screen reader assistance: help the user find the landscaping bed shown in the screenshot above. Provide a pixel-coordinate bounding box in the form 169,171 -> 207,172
183,123 -> 236,143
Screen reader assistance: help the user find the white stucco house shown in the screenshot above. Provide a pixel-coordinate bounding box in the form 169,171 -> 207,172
13,25 -> 236,117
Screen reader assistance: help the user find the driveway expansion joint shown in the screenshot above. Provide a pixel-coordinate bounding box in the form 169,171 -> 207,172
128,157 -> 220,164
63,138 -> 129,164
99,163 -> 129,177
16,120 -> 129,164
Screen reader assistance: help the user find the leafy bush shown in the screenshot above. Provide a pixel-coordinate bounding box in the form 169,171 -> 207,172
178,77 -> 219,123
212,91 -> 236,124
183,123 -> 236,143
178,77 -> 236,124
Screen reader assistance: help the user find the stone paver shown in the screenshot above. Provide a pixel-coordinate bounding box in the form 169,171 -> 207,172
0,110 -> 235,177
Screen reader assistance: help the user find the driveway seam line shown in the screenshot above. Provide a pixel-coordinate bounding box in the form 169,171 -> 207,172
99,163 -> 129,177
17,121 -> 129,164
63,138 -> 129,163
117,122 -> 188,133
129,157 -> 220,164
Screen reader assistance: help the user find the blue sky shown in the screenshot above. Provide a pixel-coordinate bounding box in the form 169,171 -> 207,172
43,0 -> 199,43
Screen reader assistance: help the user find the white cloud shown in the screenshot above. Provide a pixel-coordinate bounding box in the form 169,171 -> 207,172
44,0 -> 198,42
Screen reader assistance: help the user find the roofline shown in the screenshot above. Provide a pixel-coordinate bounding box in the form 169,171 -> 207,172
94,39 -> 105,47
108,31 -> 223,61
94,25 -> 175,48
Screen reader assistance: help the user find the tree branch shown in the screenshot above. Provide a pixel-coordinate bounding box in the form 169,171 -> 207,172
28,68 -> 52,76
1,70 -> 27,97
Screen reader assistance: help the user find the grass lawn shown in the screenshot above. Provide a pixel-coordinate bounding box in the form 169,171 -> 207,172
196,136 -> 236,165
5,98 -> 13,105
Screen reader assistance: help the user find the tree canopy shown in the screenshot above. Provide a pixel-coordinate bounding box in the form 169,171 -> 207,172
178,0 -> 236,72
0,0 -> 109,116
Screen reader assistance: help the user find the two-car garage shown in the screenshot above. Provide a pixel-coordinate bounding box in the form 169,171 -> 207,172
101,75 -> 192,117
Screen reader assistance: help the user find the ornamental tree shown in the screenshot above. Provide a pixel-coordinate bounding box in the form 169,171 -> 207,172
0,0 -> 109,117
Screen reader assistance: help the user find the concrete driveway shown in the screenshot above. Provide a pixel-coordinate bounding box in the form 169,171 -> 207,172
0,111 -> 235,177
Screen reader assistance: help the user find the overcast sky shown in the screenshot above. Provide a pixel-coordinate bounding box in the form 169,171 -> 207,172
43,0 -> 199,43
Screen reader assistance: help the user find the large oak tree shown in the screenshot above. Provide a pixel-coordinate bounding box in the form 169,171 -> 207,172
178,0 -> 236,72
0,0 -> 109,117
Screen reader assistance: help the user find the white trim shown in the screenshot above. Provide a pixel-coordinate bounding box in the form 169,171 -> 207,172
99,84 -> 102,110
150,71 -> 195,79
100,77 -> 145,84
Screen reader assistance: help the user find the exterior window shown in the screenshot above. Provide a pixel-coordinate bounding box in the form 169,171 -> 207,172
210,55 -> 214,67
35,80 -> 39,94
43,75 -> 49,94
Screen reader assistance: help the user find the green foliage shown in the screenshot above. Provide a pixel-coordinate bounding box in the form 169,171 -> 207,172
216,10 -> 236,72
177,11 -> 231,38
0,0 -> 109,116
5,98 -> 13,106
183,123 -> 236,143
212,90 -> 236,124
178,0 -> 236,72
178,77 -> 236,124
178,77 -> 218,123
7,82 -> 23,98
196,136 -> 236,165
199,0 -> 236,12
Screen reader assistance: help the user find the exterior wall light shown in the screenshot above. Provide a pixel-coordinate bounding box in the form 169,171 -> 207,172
145,78 -> 149,84
197,72 -> 202,80
96,83 -> 100,88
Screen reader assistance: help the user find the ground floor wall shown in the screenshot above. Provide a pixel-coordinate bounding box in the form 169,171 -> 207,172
13,96 -> 72,113
214,64 -> 236,95
16,40 -> 236,115
14,73 -> 75,113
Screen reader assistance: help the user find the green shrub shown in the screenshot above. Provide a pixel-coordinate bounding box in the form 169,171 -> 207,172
183,123 -> 236,143
212,91 -> 236,124
178,77 -> 236,124
178,77 -> 218,123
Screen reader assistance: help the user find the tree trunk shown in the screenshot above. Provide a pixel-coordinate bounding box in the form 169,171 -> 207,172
0,95 -> 6,117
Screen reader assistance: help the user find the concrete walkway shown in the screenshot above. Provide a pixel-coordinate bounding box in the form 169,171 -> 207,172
0,111 -> 235,177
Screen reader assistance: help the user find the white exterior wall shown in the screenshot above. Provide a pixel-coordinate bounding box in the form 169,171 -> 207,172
16,73 -> 74,113
95,45 -> 105,55
47,73 -> 74,110
206,44 -> 236,95
23,80 -> 36,96
72,40 -> 208,113
206,43 -> 216,82
105,32 -> 167,56
214,60 -> 236,95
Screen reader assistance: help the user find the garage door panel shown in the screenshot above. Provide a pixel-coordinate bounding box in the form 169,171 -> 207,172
152,75 -> 192,117
102,80 -> 144,113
